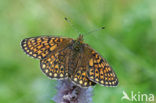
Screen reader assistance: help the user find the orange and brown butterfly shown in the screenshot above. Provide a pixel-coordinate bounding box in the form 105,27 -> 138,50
21,35 -> 118,88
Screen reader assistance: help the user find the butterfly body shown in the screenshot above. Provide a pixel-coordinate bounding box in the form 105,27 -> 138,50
21,35 -> 118,88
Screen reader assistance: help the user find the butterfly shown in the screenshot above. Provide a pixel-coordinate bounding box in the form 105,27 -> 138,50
21,35 -> 118,88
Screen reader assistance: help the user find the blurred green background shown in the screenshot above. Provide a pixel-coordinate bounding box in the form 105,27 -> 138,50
0,0 -> 156,103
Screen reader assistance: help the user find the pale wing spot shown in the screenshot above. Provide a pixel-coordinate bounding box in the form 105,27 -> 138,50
105,82 -> 108,85
54,73 -> 57,77
50,61 -> 53,64
94,59 -> 97,64
74,78 -> 77,81
54,38 -> 58,42
45,69 -> 48,73
38,56 -> 41,59
37,38 -> 41,41
106,63 -> 109,66
60,38 -> 63,42
60,74 -> 63,77
92,51 -> 95,54
47,58 -> 51,61
55,64 -> 59,68
89,82 -> 92,85
113,73 -> 115,77
30,47 -> 33,50
108,67 -> 111,71
33,48 -> 37,52
89,69 -> 94,75
42,64 -> 46,69
31,39 -> 35,43
38,50 -> 42,54
29,52 -> 32,55
95,54 -> 98,58
95,78 -> 99,82
42,53 -> 46,57
84,82 -> 87,86
90,76 -> 94,79
111,78 -> 114,80
100,80 -> 104,84
24,47 -> 28,50
97,59 -> 100,63
108,78 -> 111,81
51,64 -> 54,68
33,54 -> 37,57
50,45 -> 57,51
89,58 -> 93,66
110,73 -> 113,76
23,44 -> 26,47
79,80 -> 83,84
109,82 -> 112,85
27,50 -> 29,52
49,73 -> 52,76
98,64 -> 101,68
60,65 -> 64,69
101,63 -> 104,68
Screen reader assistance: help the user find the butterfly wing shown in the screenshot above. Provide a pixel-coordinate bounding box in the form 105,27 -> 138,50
85,45 -> 118,87
70,52 -> 96,88
21,36 -> 73,59
70,66 -> 96,87
40,47 -> 71,79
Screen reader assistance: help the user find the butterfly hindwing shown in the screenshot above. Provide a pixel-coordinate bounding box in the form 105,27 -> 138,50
71,66 -> 96,87
21,36 -> 72,59
70,52 -> 96,88
86,48 -> 118,87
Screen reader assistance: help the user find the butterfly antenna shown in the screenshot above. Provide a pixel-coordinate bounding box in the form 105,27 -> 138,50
64,17 -> 80,35
85,26 -> 105,36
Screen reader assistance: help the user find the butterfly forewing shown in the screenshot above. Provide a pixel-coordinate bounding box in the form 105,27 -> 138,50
21,36 -> 73,59
86,47 -> 118,87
